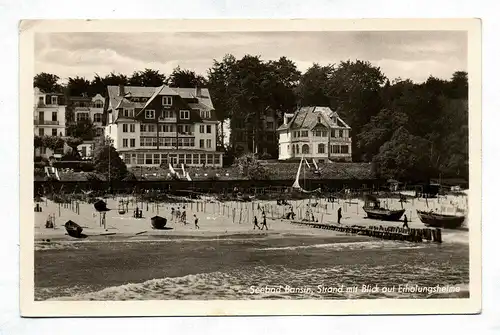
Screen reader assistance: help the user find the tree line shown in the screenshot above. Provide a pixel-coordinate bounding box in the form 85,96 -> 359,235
34,55 -> 468,181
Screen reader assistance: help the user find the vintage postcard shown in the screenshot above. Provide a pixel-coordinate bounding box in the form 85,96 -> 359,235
20,19 -> 481,316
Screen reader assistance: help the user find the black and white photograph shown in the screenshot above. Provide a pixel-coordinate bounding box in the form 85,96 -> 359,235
19,19 -> 481,316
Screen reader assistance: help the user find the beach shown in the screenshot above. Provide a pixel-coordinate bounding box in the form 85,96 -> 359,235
34,195 -> 470,300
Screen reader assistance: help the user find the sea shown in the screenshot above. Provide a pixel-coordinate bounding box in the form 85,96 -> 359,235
35,232 -> 469,301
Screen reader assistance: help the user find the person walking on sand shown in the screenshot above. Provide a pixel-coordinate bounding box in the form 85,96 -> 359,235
171,207 -> 175,222
181,206 -> 187,224
402,214 -> 409,229
260,216 -> 269,230
337,207 -> 342,224
194,214 -> 200,229
253,216 -> 260,230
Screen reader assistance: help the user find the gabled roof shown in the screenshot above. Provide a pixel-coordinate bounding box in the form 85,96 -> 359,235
277,106 -> 351,131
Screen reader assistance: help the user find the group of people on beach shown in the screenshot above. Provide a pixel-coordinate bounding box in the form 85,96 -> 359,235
170,206 -> 200,229
253,210 -> 269,230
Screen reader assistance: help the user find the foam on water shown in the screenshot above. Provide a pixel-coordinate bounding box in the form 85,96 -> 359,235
43,264 -> 468,301
254,240 -> 425,252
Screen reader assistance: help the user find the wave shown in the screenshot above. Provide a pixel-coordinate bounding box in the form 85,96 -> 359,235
43,264 -> 468,301
254,240 -> 426,252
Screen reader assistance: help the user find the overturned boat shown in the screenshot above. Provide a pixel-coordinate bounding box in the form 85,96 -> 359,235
363,195 -> 405,221
64,220 -> 83,238
416,210 -> 465,229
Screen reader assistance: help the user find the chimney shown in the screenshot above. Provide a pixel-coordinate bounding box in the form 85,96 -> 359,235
119,84 -> 125,97
195,86 -> 202,97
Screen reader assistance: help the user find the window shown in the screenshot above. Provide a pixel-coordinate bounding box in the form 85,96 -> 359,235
341,145 -> 349,154
200,125 -> 205,133
162,96 -> 173,106
207,139 -> 212,148
185,154 -> 192,165
148,125 -> 156,133
137,154 -> 144,165
51,96 -> 58,105
38,97 -> 44,105
130,124 -> 135,132
344,130 -> 349,138
124,154 -> 130,165
189,138 -> 195,147
214,154 -> 220,165
200,154 -> 206,165
94,100 -> 103,108
206,125 -> 212,133
193,154 -> 199,165
145,110 -> 155,119
145,154 -> 153,165
38,128 -> 44,136
122,139 -> 128,147
93,113 -> 102,123
180,110 -> 190,120
123,109 -> 132,117
201,110 -> 211,119
140,124 -> 147,132
161,154 -> 169,164
207,154 -> 213,165
154,154 -> 160,165
302,144 -> 309,154
178,154 -> 185,164
318,143 -> 325,154
77,113 -> 89,122
301,131 -> 308,137
335,129 -> 339,138
52,112 -> 57,121
51,128 -> 57,136
199,139 -> 204,148
331,145 -> 340,154
339,130 -> 343,138
161,110 -> 174,118
130,139 -> 136,147
267,122 -> 273,130
122,124 -> 128,132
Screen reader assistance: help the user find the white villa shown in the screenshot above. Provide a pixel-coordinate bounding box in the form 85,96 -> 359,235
105,85 -> 222,167
277,106 -> 352,163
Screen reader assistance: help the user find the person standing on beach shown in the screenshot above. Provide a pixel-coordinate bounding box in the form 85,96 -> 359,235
337,207 -> 342,224
253,216 -> 260,230
182,206 -> 187,224
171,207 -> 175,222
402,216 -> 409,229
194,214 -> 200,229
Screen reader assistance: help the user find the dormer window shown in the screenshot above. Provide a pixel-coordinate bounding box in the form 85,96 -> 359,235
200,110 -> 211,119
180,110 -> 190,120
162,96 -> 173,106
317,116 -> 321,123
51,96 -> 58,105
123,109 -> 134,117
145,110 -> 155,119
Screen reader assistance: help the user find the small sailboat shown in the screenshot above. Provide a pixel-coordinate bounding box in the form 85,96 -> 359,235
416,195 -> 466,229
416,210 -> 465,229
291,157 -> 321,193
362,194 -> 405,221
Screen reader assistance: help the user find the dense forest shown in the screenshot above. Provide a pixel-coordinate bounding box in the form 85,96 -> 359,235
34,55 -> 468,181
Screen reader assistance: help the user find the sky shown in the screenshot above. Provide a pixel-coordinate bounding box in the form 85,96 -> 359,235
35,31 -> 467,84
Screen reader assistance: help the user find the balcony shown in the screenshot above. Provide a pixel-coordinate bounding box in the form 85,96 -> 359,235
158,117 -> 176,123
75,107 -> 90,112
331,137 -> 352,143
34,119 -> 59,125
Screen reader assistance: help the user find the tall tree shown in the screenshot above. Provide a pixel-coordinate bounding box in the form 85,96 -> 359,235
66,118 -> 97,141
67,76 -> 92,97
92,139 -> 128,181
90,72 -> 128,96
128,68 -> 167,87
34,73 -> 62,93
295,63 -> 335,107
168,66 -> 207,88
207,54 -> 237,120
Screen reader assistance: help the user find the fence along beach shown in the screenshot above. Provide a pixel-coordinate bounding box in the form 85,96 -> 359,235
34,189 -> 469,300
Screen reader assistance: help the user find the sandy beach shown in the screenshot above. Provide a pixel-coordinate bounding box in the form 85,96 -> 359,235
34,194 -> 470,301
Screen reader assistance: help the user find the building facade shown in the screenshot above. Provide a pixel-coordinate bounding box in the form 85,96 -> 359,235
230,108 -> 279,158
277,106 -> 352,163
105,85 -> 223,167
34,88 -> 67,158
